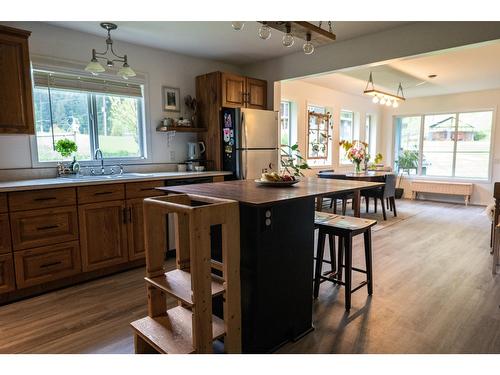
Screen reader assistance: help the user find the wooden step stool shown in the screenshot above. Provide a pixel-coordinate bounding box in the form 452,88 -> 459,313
130,193 -> 241,354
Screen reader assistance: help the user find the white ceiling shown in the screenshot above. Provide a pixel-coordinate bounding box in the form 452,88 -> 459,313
301,41 -> 500,98
48,21 -> 410,65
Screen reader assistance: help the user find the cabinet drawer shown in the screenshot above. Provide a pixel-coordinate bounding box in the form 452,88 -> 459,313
77,184 -> 124,204
125,180 -> 166,199
9,188 -> 76,212
0,253 -> 16,293
10,206 -> 79,251
0,213 -> 12,254
0,193 -> 7,213
14,241 -> 81,289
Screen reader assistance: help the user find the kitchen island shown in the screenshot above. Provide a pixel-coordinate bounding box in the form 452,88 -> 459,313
160,177 -> 383,353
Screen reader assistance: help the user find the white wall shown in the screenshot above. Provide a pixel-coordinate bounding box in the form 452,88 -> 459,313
281,80 -> 383,176
244,22 -> 500,109
0,22 -> 241,172
380,88 -> 500,205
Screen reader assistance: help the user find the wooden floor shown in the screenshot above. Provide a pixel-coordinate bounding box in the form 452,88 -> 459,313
1,200 -> 499,354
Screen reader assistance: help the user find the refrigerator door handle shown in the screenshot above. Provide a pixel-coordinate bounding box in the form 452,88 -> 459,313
241,150 -> 247,180
240,111 -> 247,149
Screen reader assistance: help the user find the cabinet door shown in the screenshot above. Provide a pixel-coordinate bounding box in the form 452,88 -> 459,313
0,26 -> 34,134
0,253 -> 15,293
127,198 -> 146,261
245,78 -> 267,110
79,201 -> 128,272
0,213 -> 11,255
221,73 -> 246,108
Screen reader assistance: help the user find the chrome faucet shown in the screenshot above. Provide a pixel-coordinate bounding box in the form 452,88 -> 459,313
94,149 -> 104,174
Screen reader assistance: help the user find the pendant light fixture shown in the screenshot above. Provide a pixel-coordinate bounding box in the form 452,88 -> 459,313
363,72 -> 405,107
282,23 -> 295,47
231,22 -> 245,31
303,33 -> 314,55
84,22 -> 136,79
258,22 -> 272,40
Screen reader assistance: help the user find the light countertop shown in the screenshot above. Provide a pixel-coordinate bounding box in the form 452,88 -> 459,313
0,171 -> 233,193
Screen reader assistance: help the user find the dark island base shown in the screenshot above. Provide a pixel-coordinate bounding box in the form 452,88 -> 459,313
211,197 -> 316,353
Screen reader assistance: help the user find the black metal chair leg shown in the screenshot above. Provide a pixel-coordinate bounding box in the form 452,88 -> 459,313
390,196 -> 397,217
328,233 -> 336,273
364,229 -> 373,295
365,196 -> 369,213
344,234 -> 353,310
337,236 -> 344,281
313,230 -> 326,299
386,197 -> 392,211
374,197 -> 377,213
381,197 -> 387,220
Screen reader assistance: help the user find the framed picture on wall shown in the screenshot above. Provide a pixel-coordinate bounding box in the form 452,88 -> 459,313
162,86 -> 180,112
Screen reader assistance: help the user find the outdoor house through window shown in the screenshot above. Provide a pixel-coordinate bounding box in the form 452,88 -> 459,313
33,69 -> 146,162
394,111 -> 493,179
280,101 -> 292,147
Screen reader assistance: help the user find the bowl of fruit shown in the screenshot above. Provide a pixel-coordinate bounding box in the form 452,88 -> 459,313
255,172 -> 300,187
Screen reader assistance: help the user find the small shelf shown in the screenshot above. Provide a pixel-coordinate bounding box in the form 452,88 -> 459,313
156,126 -> 207,133
130,306 -> 226,354
145,268 -> 225,306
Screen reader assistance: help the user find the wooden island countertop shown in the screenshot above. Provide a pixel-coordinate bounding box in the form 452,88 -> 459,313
158,177 -> 383,207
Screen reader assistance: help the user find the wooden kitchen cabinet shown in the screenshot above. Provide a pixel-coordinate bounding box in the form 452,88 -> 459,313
13,241 -> 81,289
0,25 -> 34,134
245,77 -> 267,109
0,214 -> 11,255
0,253 -> 15,293
220,72 -> 267,110
78,200 -> 128,272
126,198 -> 147,261
221,72 -> 246,108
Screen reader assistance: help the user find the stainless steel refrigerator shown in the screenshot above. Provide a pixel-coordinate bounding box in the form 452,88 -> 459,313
221,107 -> 280,180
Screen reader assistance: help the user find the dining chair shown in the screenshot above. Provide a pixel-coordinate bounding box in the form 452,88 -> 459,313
362,174 -> 397,220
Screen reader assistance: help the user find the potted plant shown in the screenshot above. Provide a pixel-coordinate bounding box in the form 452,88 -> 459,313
55,138 -> 79,176
280,143 -> 310,177
395,149 -> 419,199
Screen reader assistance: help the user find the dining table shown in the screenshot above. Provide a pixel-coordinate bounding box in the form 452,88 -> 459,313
159,177 -> 384,353
316,171 -> 394,213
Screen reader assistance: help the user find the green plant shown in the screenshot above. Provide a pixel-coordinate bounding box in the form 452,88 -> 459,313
281,144 -> 310,177
396,149 -> 419,173
374,153 -> 383,164
54,138 -> 78,158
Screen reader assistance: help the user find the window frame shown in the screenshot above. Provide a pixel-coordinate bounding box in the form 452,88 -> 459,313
305,104 -> 333,167
392,108 -> 495,182
339,109 -> 355,165
29,62 -> 151,168
280,100 -> 292,147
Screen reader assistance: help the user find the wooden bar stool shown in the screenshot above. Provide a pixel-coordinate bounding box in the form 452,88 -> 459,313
314,212 -> 376,310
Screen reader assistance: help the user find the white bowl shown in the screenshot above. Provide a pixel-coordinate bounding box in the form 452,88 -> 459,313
194,166 -> 205,172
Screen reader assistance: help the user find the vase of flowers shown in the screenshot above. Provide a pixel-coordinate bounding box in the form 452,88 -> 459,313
340,140 -> 368,174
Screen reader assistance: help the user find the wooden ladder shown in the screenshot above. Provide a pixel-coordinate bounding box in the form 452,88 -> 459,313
130,193 -> 241,354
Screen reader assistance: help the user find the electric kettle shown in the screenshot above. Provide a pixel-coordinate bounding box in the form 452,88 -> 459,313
187,141 -> 206,160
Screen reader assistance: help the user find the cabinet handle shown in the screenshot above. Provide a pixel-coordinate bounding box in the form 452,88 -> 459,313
36,225 -> 59,231
246,92 -> 251,104
140,188 -> 156,191
94,191 -> 113,196
34,197 -> 57,201
40,261 -> 62,268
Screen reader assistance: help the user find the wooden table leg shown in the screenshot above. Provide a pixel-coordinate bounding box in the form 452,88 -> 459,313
353,190 -> 361,218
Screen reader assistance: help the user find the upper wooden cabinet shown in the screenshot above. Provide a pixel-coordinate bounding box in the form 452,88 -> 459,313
0,25 -> 34,134
220,72 -> 267,110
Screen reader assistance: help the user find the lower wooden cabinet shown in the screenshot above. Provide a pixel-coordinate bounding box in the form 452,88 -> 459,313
0,213 -> 12,254
78,200 -> 128,272
0,253 -> 15,293
10,206 -> 79,251
127,198 -> 146,261
13,241 -> 81,289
